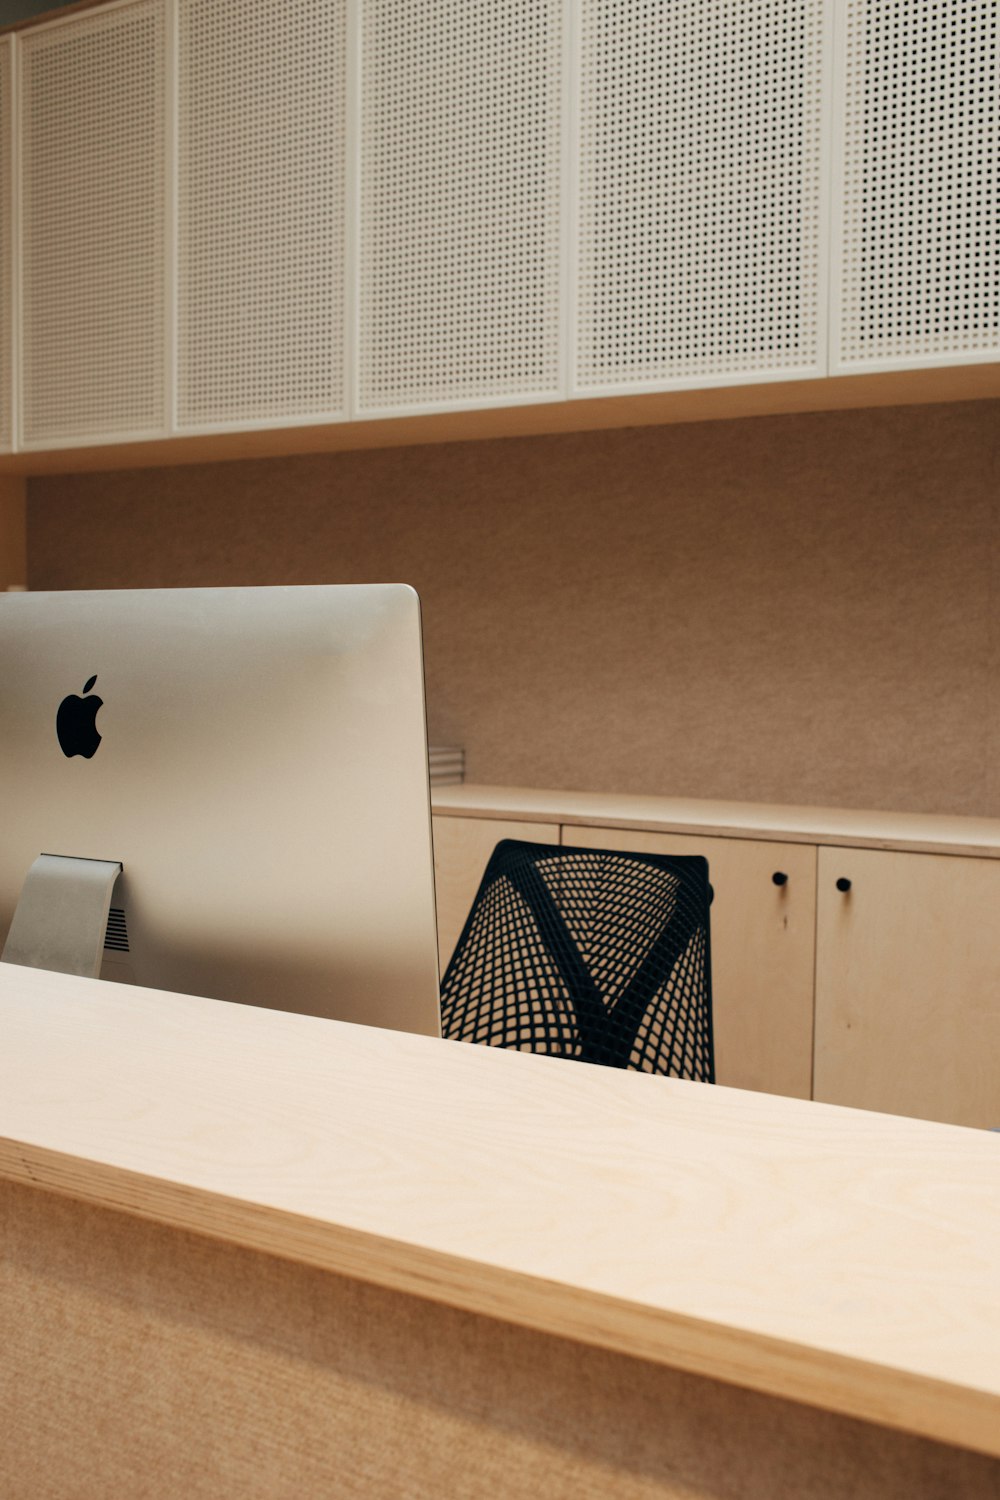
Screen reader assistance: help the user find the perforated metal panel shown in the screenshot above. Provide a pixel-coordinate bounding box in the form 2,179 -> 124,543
0,38 -> 13,453
575,0 -> 829,394
358,0 -> 564,414
178,0 -> 347,428
833,0 -> 1000,372
19,0 -> 168,446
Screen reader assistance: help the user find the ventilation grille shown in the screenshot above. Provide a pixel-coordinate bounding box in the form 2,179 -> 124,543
0,38 -> 11,453
834,0 -> 999,370
19,0 -> 167,446
103,906 -> 130,954
358,0 -> 564,414
575,0 -> 828,392
178,0 -> 347,427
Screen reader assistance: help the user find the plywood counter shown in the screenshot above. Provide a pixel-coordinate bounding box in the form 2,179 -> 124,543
2,962 -> 999,1498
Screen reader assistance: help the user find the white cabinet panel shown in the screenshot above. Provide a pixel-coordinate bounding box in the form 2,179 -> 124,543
0,37 -> 12,454
832,0 -> 1000,373
357,0 -> 564,415
19,0 -> 168,446
177,0 -> 348,428
815,847 -> 1000,1128
575,0 -> 831,395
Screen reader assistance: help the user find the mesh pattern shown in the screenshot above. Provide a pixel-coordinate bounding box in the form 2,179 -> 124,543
441,841 -> 714,1080
0,38 -> 11,452
358,0 -> 563,413
19,0 -> 167,444
178,0 -> 347,426
835,0 -> 1000,369
576,0 -> 827,391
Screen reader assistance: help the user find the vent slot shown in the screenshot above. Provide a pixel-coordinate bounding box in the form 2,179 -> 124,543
103,906 -> 130,953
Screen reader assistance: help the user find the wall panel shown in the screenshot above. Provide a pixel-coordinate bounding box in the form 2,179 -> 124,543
26,399 -> 1000,818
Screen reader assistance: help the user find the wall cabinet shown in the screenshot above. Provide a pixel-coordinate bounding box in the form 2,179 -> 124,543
4,0 -> 997,456
574,0 -> 830,396
832,0 -> 1000,375
18,0 -> 169,447
176,0 -> 348,430
814,847 -> 1000,1129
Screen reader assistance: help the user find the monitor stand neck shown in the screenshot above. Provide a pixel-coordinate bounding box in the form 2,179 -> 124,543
2,854 -> 123,978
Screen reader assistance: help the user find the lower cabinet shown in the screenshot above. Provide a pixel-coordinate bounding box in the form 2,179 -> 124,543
563,825 -> 816,1100
432,809 -> 1000,1127
814,847 -> 1000,1130
431,816 -> 559,976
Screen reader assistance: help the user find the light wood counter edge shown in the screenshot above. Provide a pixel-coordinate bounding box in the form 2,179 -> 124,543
2,1133 -> 997,1462
431,786 -> 1000,860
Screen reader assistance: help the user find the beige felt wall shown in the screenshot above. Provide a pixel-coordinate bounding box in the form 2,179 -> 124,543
4,1179 -> 999,1500
26,398 -> 1000,817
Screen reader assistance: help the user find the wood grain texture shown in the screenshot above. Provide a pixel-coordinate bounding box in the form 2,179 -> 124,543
7,1180 -> 999,1500
563,824 -> 817,1099
432,814 -> 560,973
432,785 -> 1000,858
814,847 -> 1000,1128
26,400 -> 1000,818
1,963 -> 999,1458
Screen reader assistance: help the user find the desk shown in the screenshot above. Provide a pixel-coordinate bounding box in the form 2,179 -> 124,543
2,963 -> 999,1498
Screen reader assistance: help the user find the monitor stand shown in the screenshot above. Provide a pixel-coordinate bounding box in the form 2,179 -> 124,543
1,853 -> 123,978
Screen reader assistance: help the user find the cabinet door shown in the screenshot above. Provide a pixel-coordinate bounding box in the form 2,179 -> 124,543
177,0 -> 348,429
357,0 -> 564,415
574,0 -> 830,396
564,825 -> 817,1099
832,0 -> 1000,373
815,848 -> 1000,1128
19,0 -> 168,446
432,816 -> 560,977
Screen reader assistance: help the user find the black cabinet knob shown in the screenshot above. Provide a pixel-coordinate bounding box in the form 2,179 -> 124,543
836,877 -> 852,893
772,871 -> 788,886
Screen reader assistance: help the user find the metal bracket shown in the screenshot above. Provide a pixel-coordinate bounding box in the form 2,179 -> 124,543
1,853 -> 123,979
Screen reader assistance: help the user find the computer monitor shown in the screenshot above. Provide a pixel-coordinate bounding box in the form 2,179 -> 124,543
0,584 -> 441,1037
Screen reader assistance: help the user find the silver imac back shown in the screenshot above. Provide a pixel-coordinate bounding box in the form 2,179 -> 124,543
0,585 -> 441,1037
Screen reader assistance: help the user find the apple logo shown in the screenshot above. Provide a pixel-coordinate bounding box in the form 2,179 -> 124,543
56,675 -> 104,759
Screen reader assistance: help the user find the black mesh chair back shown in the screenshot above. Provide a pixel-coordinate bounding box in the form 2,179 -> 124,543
440,840 -> 714,1080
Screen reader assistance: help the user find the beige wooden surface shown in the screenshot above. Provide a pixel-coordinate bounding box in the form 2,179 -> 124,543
432,785 -> 1000,859
814,848 -> 1000,1129
1,963 -> 999,1458
6,1178 -> 999,1500
563,824 -> 816,1100
432,814 -> 560,973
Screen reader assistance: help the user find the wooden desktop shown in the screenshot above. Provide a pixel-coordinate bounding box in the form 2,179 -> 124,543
2,962 -> 998,1498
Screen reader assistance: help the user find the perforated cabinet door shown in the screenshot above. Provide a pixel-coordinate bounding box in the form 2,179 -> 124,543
832,0 -> 1000,373
19,0 -> 169,447
574,0 -> 831,395
357,0 -> 564,415
177,0 -> 348,429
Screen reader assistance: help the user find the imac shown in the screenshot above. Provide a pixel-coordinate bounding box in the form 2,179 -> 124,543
0,585 -> 441,1037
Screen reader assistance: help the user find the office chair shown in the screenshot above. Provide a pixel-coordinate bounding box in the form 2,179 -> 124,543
440,840 -> 714,1080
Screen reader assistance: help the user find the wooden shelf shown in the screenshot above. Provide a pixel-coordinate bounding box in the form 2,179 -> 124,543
3,362 -> 999,475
